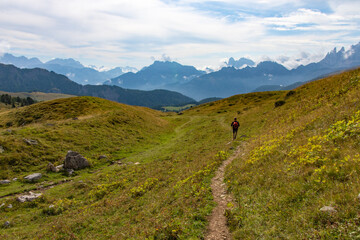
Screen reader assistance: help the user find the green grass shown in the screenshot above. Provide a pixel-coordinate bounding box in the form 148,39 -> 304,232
1,68 -> 360,239
161,104 -> 197,112
0,91 -> 75,102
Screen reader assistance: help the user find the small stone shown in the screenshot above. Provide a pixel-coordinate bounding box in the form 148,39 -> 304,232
0,203 -> 4,208
24,173 -> 42,182
49,204 -> 54,209
0,180 -> 11,184
7,204 -> 12,208
98,155 -> 107,160
320,206 -> 337,213
17,192 -> 42,203
12,178 -> 17,181
4,221 -> 10,227
0,146 -> 4,153
47,162 -> 57,172
357,193 -> 360,201
65,169 -> 74,176
55,164 -> 64,172
23,138 -> 38,145
134,162 -> 140,165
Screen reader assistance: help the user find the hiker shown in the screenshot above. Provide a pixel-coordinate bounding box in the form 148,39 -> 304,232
231,117 -> 239,140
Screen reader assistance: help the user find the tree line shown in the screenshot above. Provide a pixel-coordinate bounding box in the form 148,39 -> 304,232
0,94 -> 36,108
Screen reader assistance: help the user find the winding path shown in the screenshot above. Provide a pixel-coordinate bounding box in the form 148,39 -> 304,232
205,145 -> 242,240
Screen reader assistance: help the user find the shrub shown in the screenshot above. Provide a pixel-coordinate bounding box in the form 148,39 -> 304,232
275,100 -> 286,107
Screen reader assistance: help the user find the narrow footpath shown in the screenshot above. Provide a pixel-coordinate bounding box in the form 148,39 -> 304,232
205,145 -> 242,240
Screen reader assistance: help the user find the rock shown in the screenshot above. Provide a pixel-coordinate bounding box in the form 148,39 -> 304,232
134,162 -> 140,165
17,191 -> 42,203
24,173 -> 42,182
23,138 -> 38,145
0,203 -> 4,208
98,155 -> 107,160
0,180 -> 11,184
4,221 -> 10,228
64,151 -> 90,170
0,146 -> 4,153
320,206 -> 337,214
65,169 -> 74,176
55,164 -> 64,172
12,178 -> 17,181
7,204 -> 12,208
357,193 -> 360,201
47,163 -> 57,172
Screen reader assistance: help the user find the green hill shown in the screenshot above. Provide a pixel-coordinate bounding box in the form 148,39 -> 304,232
1,68 -> 360,239
0,63 -> 196,109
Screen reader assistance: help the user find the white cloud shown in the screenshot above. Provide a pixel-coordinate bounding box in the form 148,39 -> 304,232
0,0 -> 358,69
0,40 -> 11,57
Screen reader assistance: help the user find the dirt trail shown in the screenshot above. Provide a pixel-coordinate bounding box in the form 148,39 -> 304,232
205,145 -> 242,240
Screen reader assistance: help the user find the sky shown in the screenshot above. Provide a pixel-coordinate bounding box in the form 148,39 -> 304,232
0,0 -> 359,70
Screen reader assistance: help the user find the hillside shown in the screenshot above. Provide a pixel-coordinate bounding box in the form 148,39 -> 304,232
0,91 -> 75,102
0,64 -> 196,109
1,68 -> 360,239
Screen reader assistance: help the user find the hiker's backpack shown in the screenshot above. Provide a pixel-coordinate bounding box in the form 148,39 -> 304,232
233,121 -> 239,129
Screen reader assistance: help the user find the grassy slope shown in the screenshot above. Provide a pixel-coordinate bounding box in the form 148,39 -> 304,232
224,68 -> 360,239
0,96 -> 235,239
0,91 -> 75,102
0,68 -> 360,239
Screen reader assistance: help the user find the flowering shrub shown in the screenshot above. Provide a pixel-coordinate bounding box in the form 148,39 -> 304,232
130,177 -> 159,197
89,180 -> 127,200
42,198 -> 77,215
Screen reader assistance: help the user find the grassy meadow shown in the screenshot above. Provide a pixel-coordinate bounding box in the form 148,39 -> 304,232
0,68 -> 360,239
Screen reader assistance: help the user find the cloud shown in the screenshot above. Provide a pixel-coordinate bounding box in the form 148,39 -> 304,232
0,40 -> 11,57
0,0 -> 358,69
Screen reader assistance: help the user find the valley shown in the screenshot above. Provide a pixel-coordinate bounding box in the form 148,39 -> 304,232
1,68 -> 360,239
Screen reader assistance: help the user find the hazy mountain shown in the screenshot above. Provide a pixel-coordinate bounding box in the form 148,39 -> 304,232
0,63 -> 195,109
0,53 -> 43,68
179,42 -> 360,100
45,58 -> 84,69
0,54 -> 131,85
226,57 -> 255,69
107,61 -> 205,90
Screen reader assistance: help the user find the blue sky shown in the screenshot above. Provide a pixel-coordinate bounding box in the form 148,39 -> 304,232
0,0 -> 359,70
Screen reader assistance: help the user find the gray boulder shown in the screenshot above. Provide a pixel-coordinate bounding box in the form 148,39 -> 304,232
24,173 -> 42,182
0,180 -> 11,184
64,151 -> 90,170
17,191 -> 42,203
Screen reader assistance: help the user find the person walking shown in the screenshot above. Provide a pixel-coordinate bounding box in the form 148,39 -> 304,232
231,117 -> 239,140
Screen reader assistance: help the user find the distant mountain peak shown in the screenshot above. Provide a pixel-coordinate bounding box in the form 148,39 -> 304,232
45,58 -> 84,68
226,57 -> 255,69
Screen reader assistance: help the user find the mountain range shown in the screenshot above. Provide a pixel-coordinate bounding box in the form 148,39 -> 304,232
1,42 -> 360,100
105,61 -> 205,90
0,54 -> 136,85
0,64 -> 195,109
106,42 -> 360,100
